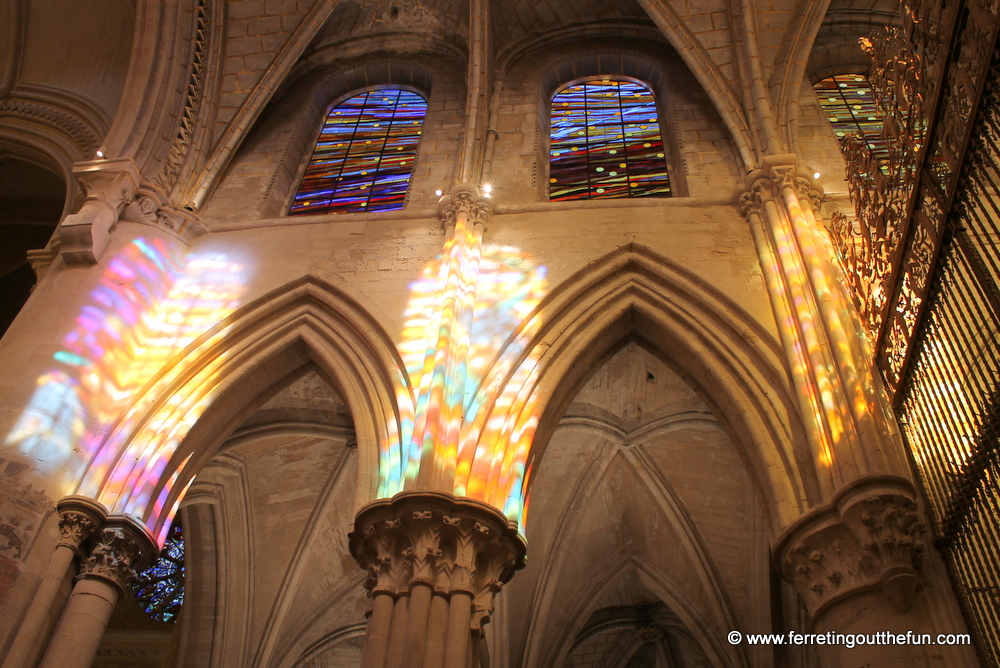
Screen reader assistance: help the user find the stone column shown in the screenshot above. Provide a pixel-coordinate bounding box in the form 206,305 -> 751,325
38,516 -> 156,668
1,497 -> 107,668
350,492 -> 526,668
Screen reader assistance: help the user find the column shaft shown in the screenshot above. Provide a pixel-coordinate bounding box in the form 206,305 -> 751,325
38,577 -> 120,668
443,592 -> 473,668
362,593 -> 395,668
1,545 -> 76,668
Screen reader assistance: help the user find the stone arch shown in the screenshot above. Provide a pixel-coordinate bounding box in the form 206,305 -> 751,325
75,275 -> 410,541
466,243 -> 818,532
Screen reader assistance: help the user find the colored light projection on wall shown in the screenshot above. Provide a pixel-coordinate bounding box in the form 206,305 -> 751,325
288,89 -> 427,216
386,217 -> 548,527
550,78 -> 671,202
4,237 -> 245,545
814,74 -> 888,166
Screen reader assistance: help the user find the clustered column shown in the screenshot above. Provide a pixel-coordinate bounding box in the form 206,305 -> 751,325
1,497 -> 105,668
3,497 -> 156,668
350,492 -> 526,668
38,515 -> 155,668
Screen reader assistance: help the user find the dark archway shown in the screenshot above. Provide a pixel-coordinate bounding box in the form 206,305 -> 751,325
0,156 -> 65,338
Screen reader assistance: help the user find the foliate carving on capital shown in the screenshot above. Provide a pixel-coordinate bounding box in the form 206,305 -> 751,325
738,178 -> 775,219
56,512 -> 96,551
78,527 -> 144,591
440,189 -> 491,230
770,165 -> 797,193
778,483 -> 927,619
350,492 -> 526,632
792,176 -> 824,213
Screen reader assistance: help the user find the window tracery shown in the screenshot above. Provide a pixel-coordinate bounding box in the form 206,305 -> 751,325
549,78 -> 672,201
132,523 -> 184,622
289,88 -> 427,215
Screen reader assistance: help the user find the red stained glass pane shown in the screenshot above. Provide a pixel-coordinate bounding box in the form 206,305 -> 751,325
289,89 -> 427,215
549,79 -> 671,202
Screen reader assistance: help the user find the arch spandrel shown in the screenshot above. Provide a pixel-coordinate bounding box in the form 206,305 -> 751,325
463,244 -> 819,533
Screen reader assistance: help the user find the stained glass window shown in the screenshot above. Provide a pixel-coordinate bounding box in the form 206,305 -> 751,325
549,78 -> 671,201
814,74 -> 888,166
289,89 -> 427,215
132,523 -> 184,622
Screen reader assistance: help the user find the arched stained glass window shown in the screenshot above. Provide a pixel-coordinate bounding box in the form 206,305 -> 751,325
132,523 -> 184,622
549,78 -> 671,201
289,89 -> 427,215
814,74 -> 888,165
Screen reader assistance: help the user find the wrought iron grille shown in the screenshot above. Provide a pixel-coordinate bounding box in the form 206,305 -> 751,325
827,0 -> 1000,664
900,120 -> 1000,663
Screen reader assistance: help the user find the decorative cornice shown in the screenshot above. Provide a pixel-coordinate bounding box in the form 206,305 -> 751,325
77,515 -> 157,592
438,185 -> 491,230
775,476 -> 927,621
350,491 -> 525,632
0,98 -> 100,153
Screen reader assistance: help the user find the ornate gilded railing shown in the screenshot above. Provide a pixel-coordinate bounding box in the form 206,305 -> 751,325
829,0 -> 1000,664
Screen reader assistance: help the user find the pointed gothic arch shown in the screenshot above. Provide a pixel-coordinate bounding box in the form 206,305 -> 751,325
74,275 -> 410,541
466,243 -> 819,532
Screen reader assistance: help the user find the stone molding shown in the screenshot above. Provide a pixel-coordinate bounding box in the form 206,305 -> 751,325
438,185 -> 491,231
0,99 -> 101,154
60,158 -> 141,264
77,515 -> 157,593
55,496 -> 108,552
775,476 -> 928,621
350,491 -> 526,631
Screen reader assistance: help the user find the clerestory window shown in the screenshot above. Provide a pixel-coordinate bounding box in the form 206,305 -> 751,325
814,74 -> 888,166
289,88 -> 427,215
549,78 -> 672,201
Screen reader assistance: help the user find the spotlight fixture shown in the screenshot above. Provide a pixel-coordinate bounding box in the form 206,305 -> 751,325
482,183 -> 492,195
435,189 -> 443,196
813,171 -> 821,180
95,149 -> 105,158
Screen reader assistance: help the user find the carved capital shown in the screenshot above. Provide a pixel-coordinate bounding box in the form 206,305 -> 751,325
55,495 -> 108,552
792,176 -> 824,212
438,185 -> 491,230
736,173 -> 775,220
78,515 -> 156,592
60,158 -> 141,264
775,476 -> 927,620
350,491 -> 526,632
121,185 -> 208,244
120,187 -> 208,244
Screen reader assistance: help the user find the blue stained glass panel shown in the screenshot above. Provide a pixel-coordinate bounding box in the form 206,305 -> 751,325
289,89 -> 427,215
132,523 -> 184,623
549,79 -> 671,201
